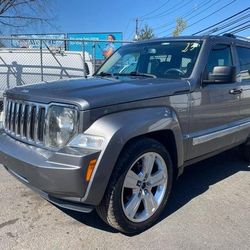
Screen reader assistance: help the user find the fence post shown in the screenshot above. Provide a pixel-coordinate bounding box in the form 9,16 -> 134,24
40,39 -> 44,82
82,40 -> 86,78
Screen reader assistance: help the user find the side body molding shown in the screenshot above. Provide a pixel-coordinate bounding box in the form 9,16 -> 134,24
81,107 -> 184,205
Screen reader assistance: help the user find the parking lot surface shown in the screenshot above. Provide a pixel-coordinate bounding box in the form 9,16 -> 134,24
0,148 -> 249,250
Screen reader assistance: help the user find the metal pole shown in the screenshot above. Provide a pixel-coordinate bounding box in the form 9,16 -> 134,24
135,17 -> 139,40
94,41 -> 97,71
42,40 -> 70,77
82,40 -> 86,78
40,39 -> 44,82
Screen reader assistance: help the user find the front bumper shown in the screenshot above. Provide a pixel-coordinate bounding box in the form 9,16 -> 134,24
0,132 -> 100,211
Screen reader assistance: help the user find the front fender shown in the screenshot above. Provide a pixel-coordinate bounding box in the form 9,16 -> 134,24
81,107 -> 184,205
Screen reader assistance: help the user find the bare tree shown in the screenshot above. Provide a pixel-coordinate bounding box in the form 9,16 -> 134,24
0,0 -> 57,32
172,17 -> 187,37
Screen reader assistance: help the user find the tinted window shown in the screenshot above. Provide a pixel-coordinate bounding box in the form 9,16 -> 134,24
206,44 -> 232,75
97,41 -> 202,79
236,46 -> 250,81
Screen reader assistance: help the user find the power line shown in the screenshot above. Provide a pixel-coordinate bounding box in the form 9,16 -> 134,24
124,19 -> 132,37
211,13 -> 250,35
152,0 -> 212,31
156,0 -> 222,36
218,19 -> 250,35
140,0 -> 170,18
203,12 -> 250,35
193,6 -> 250,35
231,24 -> 250,34
142,0 -> 194,21
165,0 -> 237,36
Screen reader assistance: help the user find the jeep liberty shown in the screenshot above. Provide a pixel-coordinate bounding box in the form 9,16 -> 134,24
0,34 -> 250,234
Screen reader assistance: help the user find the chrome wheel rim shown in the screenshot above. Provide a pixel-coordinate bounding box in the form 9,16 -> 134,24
121,152 -> 168,223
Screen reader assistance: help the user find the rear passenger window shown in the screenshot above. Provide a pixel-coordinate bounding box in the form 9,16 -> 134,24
236,47 -> 250,81
205,44 -> 232,75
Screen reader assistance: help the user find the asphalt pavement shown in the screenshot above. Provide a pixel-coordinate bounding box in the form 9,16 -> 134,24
0,148 -> 249,250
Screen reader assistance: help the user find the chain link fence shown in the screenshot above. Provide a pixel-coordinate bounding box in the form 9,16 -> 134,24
0,36 -> 133,113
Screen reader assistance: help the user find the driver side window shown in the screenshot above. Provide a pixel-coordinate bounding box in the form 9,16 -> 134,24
205,44 -> 233,79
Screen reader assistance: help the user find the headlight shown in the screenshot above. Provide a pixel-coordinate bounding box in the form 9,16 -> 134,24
1,97 -> 6,128
44,105 -> 78,148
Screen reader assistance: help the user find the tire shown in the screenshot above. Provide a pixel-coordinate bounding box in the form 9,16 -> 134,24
239,143 -> 250,162
96,137 -> 173,234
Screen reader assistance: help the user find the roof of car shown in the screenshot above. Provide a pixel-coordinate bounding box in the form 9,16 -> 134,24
134,35 -> 250,46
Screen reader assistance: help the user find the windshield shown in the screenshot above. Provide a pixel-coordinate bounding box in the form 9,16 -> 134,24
96,41 -> 202,79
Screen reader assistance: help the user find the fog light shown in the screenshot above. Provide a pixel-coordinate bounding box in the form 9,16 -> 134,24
69,134 -> 105,150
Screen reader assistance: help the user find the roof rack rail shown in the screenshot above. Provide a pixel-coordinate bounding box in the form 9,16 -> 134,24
223,33 -> 236,38
223,33 -> 250,42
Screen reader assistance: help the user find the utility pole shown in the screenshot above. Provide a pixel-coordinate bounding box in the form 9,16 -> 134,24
135,17 -> 139,40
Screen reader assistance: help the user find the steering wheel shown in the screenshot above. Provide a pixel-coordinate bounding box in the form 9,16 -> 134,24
164,68 -> 185,76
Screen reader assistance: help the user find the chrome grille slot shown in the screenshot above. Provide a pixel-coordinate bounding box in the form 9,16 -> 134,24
19,104 -> 26,137
4,99 -> 47,145
38,107 -> 46,142
5,101 -> 10,130
10,102 -> 14,131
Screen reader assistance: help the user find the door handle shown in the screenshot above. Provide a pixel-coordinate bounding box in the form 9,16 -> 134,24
229,88 -> 242,95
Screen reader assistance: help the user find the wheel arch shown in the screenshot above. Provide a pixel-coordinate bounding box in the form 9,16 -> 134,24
81,107 -> 184,205
119,130 -> 179,179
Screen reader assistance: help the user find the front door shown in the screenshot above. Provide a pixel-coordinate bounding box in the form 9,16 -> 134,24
188,43 -> 241,159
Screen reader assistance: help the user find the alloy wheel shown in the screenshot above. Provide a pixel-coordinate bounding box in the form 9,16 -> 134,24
121,152 -> 168,223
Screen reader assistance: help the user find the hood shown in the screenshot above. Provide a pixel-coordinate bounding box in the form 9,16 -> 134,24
6,76 -> 190,110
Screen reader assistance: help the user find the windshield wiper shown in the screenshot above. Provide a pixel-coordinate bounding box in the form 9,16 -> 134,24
97,71 -> 157,79
114,72 -> 157,78
130,72 -> 157,78
96,71 -> 114,77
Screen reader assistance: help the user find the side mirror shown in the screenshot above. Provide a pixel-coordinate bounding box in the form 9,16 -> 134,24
84,63 -> 90,76
203,66 -> 236,84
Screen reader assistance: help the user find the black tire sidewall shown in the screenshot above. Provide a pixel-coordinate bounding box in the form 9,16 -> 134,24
110,138 -> 173,234
240,143 -> 250,162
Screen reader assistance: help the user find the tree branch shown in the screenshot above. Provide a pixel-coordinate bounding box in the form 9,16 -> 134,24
0,0 -> 15,15
0,0 -> 56,31
0,15 -> 48,21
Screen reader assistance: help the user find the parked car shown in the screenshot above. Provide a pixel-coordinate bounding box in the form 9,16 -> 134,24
0,48 -> 94,124
0,34 -> 249,234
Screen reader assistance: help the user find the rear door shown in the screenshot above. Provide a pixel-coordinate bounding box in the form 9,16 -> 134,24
235,46 -> 250,122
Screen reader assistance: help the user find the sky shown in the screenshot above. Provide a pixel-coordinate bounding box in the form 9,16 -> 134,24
15,0 -> 250,39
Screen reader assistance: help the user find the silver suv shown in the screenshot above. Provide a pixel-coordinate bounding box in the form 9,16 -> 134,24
0,34 -> 250,234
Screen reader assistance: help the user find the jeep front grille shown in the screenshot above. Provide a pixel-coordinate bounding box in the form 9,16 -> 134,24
4,99 -> 47,144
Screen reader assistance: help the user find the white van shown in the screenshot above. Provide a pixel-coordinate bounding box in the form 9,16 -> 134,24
0,48 -> 94,90
0,48 -> 94,124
